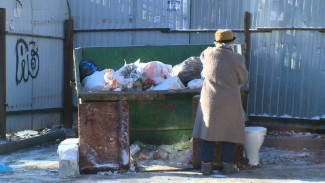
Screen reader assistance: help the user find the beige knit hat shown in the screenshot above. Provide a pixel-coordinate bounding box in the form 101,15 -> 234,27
214,29 -> 236,45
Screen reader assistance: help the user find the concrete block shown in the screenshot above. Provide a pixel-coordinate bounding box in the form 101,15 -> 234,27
57,138 -> 79,178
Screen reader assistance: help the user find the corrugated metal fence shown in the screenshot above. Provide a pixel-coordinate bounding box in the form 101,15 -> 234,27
70,0 -> 325,123
0,0 -> 70,134
191,0 -> 325,121
71,0 -> 191,47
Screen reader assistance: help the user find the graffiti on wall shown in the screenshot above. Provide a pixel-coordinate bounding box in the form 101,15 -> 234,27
16,39 -> 39,85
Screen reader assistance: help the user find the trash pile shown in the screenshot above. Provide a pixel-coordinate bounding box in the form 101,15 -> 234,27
128,138 -> 193,172
80,57 -> 204,92
4,127 -> 77,142
267,130 -> 325,139
5,129 -> 50,141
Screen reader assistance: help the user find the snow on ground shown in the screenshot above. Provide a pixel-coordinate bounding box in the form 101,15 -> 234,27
267,129 -> 325,138
0,139 -> 324,183
0,128 -> 324,182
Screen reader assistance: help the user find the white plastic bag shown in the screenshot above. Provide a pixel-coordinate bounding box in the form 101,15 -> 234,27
152,76 -> 185,91
187,79 -> 203,89
103,69 -> 126,91
81,69 -> 107,91
116,59 -> 139,78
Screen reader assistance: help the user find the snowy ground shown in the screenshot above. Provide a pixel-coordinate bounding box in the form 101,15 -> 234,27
0,140 -> 324,183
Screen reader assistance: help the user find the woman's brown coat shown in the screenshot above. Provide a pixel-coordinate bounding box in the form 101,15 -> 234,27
192,44 -> 248,144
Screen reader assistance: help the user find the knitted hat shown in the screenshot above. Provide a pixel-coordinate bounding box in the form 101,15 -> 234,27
214,29 -> 236,45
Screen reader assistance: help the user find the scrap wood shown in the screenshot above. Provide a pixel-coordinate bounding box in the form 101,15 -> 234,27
139,165 -> 193,172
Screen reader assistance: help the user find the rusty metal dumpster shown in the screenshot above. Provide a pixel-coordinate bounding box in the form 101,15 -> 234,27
74,44 -> 245,143
75,45 -> 208,144
73,44 -> 246,171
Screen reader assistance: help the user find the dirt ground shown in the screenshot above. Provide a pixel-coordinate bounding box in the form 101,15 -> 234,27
0,139 -> 324,183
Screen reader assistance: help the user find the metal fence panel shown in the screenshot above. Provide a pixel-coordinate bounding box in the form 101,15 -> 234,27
1,0 -> 68,133
249,30 -> 325,119
70,0 -> 191,47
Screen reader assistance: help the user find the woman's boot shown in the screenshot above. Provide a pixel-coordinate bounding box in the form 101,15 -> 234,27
201,161 -> 213,175
222,162 -> 239,174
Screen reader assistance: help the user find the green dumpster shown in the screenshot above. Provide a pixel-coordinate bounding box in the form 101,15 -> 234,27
73,44 -> 245,145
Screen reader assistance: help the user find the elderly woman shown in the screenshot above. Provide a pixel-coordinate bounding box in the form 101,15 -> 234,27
192,29 -> 248,175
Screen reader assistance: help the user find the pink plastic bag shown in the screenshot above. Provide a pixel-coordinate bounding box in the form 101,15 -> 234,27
185,149 -> 193,165
141,61 -> 172,85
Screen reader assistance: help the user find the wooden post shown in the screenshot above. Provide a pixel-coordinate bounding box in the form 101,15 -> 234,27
243,11 -> 250,113
244,11 -> 250,71
0,8 -> 6,139
63,19 -> 74,129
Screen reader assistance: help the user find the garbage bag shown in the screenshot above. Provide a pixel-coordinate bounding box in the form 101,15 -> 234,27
0,163 -> 14,173
81,69 -> 107,91
116,59 -> 139,78
79,59 -> 98,82
114,59 -> 148,91
140,61 -> 172,85
103,69 -> 126,91
172,56 -> 203,87
187,79 -> 203,89
152,150 -> 170,160
152,76 -> 185,91
185,149 -> 193,165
